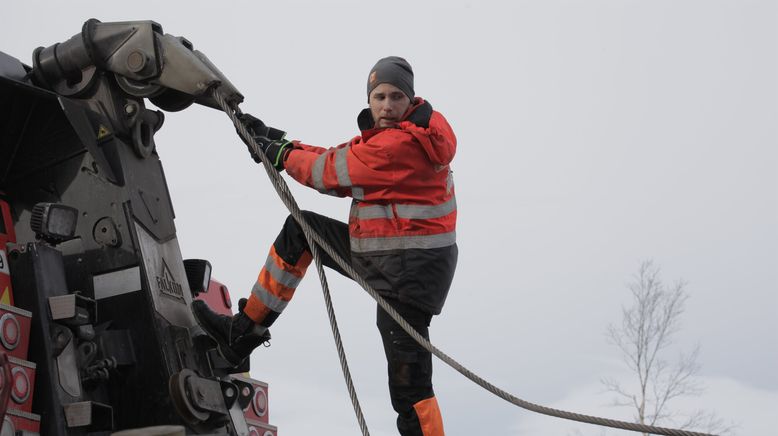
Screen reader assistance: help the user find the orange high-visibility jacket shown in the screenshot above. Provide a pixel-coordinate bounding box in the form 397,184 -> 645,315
285,98 -> 457,314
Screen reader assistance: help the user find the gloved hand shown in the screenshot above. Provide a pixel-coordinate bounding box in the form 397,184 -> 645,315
260,137 -> 294,171
238,113 -> 269,137
237,113 -> 293,170
237,113 -> 269,161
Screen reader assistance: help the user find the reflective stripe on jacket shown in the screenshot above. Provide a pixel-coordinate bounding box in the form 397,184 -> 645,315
284,98 -> 457,313
285,98 -> 457,252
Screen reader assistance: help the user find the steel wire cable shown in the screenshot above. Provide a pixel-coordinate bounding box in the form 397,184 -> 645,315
213,93 -> 370,435
308,240 -> 371,436
213,89 -> 718,436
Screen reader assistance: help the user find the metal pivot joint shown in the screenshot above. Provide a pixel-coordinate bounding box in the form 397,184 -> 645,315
31,19 -> 243,111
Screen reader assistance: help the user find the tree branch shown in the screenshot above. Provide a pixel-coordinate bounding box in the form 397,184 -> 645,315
600,261 -> 732,433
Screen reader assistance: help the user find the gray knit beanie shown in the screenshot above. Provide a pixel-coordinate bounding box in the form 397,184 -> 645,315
367,56 -> 414,102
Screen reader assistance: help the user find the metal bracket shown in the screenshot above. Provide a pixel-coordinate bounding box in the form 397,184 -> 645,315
230,377 -> 254,411
63,401 -> 113,430
48,293 -> 97,326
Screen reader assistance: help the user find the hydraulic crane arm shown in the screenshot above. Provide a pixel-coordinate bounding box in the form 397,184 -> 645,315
32,18 -> 243,112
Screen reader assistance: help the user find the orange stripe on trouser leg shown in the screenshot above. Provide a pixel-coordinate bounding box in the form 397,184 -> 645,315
243,246 -> 313,325
244,295 -> 272,324
413,396 -> 444,436
257,269 -> 296,301
258,246 -> 312,302
270,245 -> 312,277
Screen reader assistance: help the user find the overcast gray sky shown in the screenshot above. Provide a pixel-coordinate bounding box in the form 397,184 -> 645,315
3,1 -> 776,435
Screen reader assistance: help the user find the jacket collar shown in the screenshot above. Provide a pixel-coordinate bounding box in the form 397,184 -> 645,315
357,97 -> 428,135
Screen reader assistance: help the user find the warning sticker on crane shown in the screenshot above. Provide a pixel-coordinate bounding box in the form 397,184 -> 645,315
97,125 -> 112,141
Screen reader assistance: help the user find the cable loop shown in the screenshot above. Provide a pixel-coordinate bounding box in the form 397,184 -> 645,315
212,88 -> 718,436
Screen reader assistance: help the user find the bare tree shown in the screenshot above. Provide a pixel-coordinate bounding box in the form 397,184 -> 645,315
602,261 -> 733,435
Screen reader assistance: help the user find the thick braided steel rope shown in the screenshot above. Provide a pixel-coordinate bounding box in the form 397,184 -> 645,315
213,89 -> 717,436
309,241 -> 371,436
212,93 -> 371,436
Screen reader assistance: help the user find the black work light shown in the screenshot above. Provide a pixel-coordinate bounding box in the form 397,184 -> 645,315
184,259 -> 212,297
30,202 -> 78,244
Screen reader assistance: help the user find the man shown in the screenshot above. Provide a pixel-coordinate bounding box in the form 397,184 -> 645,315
193,56 -> 457,436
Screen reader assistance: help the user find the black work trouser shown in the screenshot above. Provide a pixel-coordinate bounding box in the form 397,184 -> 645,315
273,211 -> 436,436
377,302 -> 434,436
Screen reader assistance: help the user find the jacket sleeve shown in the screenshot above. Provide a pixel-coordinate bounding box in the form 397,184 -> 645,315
285,135 -> 397,200
291,140 -> 329,155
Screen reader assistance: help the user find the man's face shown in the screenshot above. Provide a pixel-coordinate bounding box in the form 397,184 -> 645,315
369,83 -> 412,128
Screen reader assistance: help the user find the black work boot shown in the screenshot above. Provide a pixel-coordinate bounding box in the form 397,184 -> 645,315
191,298 -> 271,366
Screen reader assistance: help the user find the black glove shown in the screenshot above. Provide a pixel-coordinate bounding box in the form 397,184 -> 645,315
261,137 -> 294,171
237,113 -> 293,170
237,113 -> 269,160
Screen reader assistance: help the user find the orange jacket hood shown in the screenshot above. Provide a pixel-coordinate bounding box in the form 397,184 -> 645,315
357,97 -> 457,167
